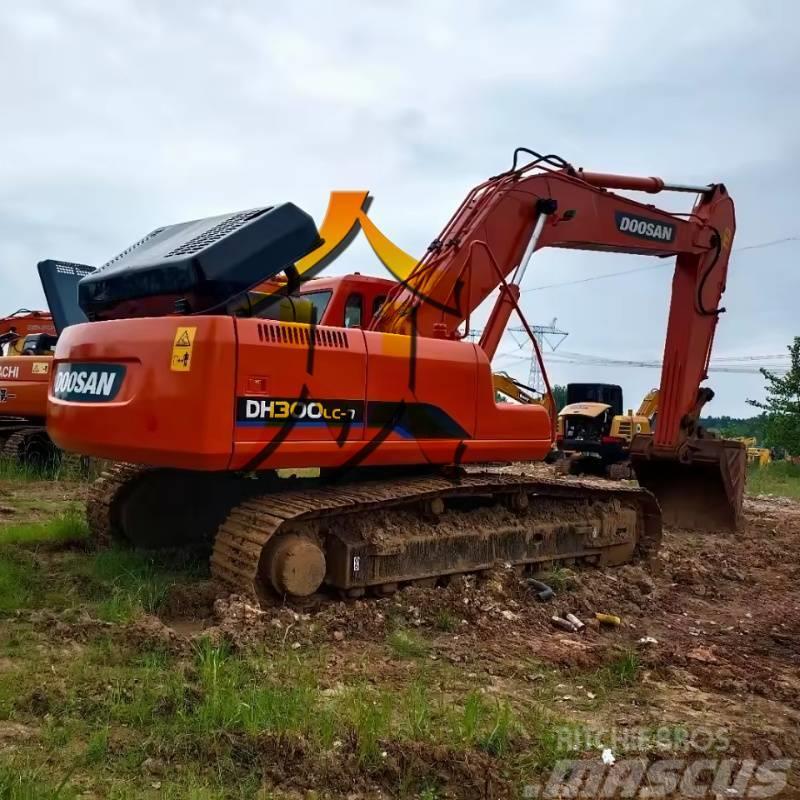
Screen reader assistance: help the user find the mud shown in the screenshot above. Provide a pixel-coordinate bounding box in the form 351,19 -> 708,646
150,490 -> 800,707
11,471 -> 800,797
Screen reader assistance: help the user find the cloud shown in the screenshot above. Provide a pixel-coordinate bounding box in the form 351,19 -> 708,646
1,0 -> 798,414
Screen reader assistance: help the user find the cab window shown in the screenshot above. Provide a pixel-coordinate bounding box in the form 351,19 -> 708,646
372,295 -> 386,317
250,289 -> 332,323
344,293 -> 363,328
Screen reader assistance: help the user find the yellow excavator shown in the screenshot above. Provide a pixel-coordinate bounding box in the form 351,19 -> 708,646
730,437 -> 771,467
556,384 -> 659,478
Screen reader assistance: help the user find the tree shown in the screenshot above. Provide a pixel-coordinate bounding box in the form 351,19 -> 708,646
748,337 -> 800,454
550,384 -> 567,412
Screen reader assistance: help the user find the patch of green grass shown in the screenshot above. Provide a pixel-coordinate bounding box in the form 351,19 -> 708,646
586,649 -> 641,696
535,566 -> 577,592
0,630 -> 583,797
0,454 -> 97,484
0,764 -> 78,799
387,627 -> 430,659
747,460 -> 800,499
433,609 -> 458,632
0,461 -> 43,483
455,691 -> 518,756
86,549 -> 201,622
0,550 -> 41,612
0,508 -> 88,546
85,726 -> 110,765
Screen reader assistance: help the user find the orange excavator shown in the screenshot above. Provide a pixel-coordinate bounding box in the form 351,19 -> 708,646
0,309 -> 57,466
0,263 -> 94,468
47,149 -> 744,601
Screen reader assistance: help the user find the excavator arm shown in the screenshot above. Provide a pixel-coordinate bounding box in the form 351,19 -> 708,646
637,389 -> 659,420
371,152 -> 744,530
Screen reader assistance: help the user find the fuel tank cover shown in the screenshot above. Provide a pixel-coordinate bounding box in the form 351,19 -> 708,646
78,203 -> 322,319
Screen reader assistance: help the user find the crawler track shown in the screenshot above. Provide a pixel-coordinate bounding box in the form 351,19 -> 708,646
86,463 -> 153,547
212,473 -> 660,601
1,426 -> 61,471
86,467 -> 661,604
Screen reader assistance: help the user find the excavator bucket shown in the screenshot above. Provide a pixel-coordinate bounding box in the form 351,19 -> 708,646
629,436 -> 746,531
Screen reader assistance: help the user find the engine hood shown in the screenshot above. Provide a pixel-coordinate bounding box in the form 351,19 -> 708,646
558,402 -> 611,419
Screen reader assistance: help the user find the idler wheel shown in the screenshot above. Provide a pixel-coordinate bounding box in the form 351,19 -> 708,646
263,534 -> 326,598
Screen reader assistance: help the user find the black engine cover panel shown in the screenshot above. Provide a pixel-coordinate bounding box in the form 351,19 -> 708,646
78,203 -> 322,318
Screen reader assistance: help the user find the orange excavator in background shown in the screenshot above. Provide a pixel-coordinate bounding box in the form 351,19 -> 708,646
47,149 -> 744,602
0,309 -> 55,355
0,263 -> 94,468
0,308 -> 57,467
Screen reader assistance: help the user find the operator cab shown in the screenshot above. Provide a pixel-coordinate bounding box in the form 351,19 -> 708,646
245,273 -> 396,329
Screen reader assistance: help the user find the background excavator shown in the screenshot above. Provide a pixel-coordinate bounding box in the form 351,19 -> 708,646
556,385 -> 659,478
0,262 -> 93,469
46,149 -> 744,602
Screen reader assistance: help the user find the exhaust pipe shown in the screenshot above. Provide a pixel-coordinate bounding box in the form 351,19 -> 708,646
630,436 -> 746,531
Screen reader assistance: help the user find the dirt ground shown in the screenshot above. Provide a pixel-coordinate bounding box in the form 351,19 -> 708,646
148,476 -> 800,796
0,468 -> 798,798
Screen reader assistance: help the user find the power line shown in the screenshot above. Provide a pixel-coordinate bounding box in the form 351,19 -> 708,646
494,348 -> 789,375
519,233 -> 800,294
520,263 -> 664,293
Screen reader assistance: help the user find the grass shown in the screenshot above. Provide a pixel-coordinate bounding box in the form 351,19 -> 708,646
0,766 -> 77,800
747,460 -> 800,499
433,609 -> 458,632
535,565 -> 577,592
0,458 -> 92,484
88,549 -> 201,622
0,509 -> 88,546
0,538 -> 199,621
0,626 -> 571,794
0,468 -> 654,797
583,649 -> 641,699
387,627 -> 430,659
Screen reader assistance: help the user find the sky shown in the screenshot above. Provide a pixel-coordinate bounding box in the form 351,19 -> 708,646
1,0 -> 798,416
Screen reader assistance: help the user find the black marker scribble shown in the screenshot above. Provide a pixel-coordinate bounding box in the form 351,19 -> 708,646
241,384 -> 311,472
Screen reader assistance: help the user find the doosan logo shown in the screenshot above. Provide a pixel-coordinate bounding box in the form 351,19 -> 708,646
615,212 -> 676,243
53,363 -> 126,402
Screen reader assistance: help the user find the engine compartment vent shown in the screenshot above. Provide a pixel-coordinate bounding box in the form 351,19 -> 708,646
257,323 -> 349,349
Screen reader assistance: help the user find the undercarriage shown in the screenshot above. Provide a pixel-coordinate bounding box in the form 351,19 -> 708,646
86,465 -> 661,604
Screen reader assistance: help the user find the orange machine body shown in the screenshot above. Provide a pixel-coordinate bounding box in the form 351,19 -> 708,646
48,305 -> 552,471
47,155 -> 736,483
0,356 -> 52,420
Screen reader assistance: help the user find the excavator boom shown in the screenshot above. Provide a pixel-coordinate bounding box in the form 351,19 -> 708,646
371,153 -> 743,529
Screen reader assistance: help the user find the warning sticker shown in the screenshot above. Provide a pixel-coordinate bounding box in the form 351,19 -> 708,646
171,326 -> 197,372
32,362 -> 49,375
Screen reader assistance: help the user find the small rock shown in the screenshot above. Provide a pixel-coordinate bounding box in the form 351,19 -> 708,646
142,757 -> 165,776
633,573 -> 656,595
687,646 -> 719,664
768,742 -> 783,759
332,630 -> 345,642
